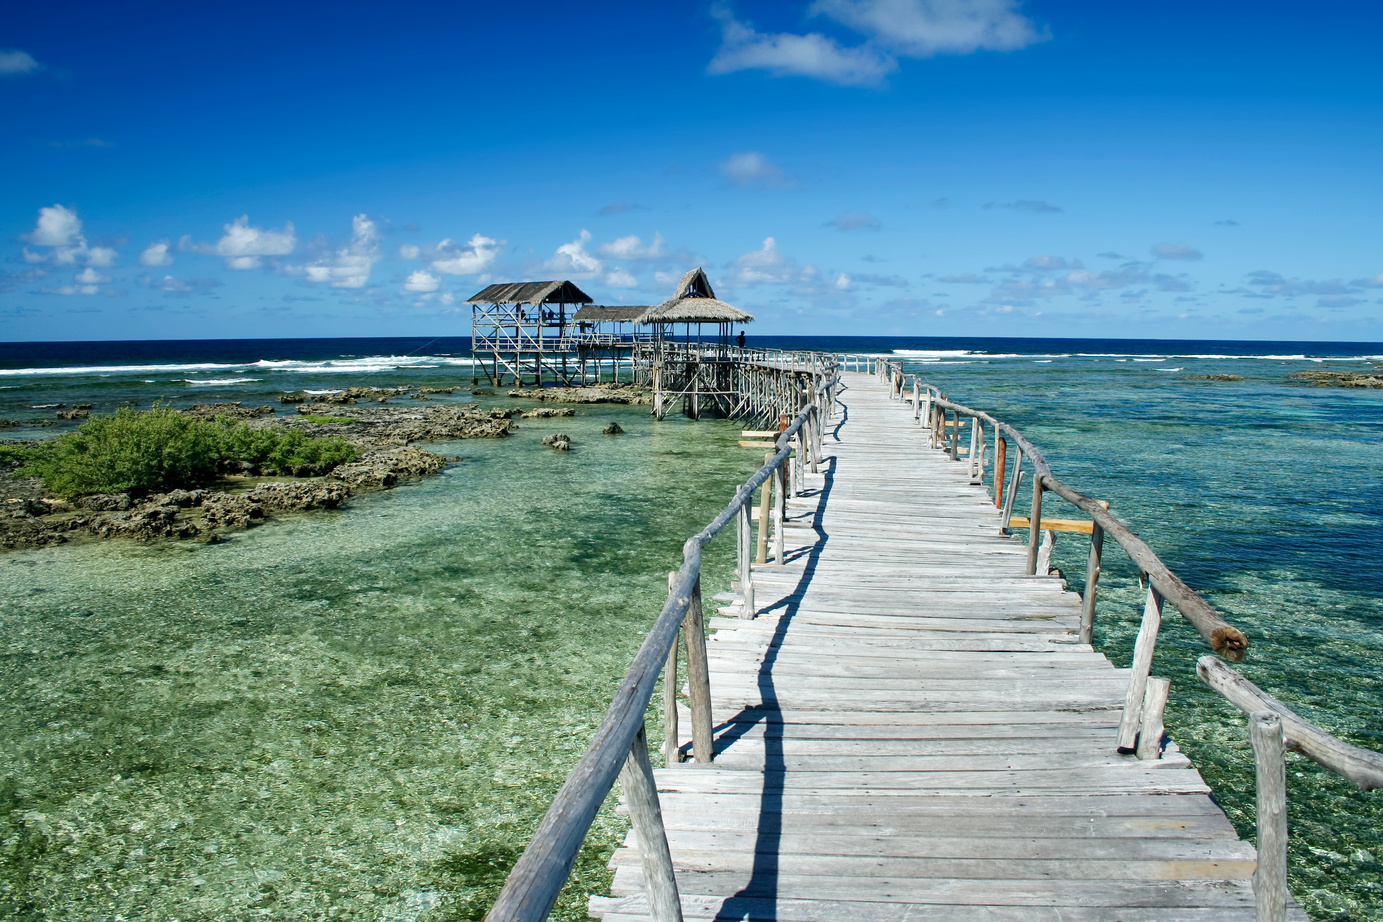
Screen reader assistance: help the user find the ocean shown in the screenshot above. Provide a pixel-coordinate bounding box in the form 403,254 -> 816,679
1,336 -> 1380,921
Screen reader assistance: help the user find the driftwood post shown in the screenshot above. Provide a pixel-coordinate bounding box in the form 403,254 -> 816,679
994,436 -> 1007,509
619,723 -> 684,922
1025,478 -> 1044,575
1079,522 -> 1104,644
1136,676 -> 1170,760
1251,711 -> 1288,922
1117,585 -> 1164,751
682,575 -> 714,763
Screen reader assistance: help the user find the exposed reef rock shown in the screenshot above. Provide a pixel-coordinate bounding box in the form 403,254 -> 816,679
522,407 -> 576,418
185,402 -> 277,419
507,384 -> 650,405
1289,370 -> 1383,389
602,422 -> 625,435
330,447 -> 447,488
541,433 -> 572,452
1184,374 -> 1243,382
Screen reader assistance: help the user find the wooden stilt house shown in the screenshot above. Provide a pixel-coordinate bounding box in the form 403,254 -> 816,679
467,280 -> 592,386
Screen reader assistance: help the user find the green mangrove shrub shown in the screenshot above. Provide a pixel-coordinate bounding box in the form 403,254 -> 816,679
22,408 -> 357,496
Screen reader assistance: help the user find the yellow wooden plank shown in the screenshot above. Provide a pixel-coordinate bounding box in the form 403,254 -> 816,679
739,440 -> 776,449
1008,516 -> 1095,535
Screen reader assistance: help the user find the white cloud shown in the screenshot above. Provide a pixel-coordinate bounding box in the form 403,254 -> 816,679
728,237 -> 798,285
140,241 -> 175,267
720,151 -> 790,188
0,49 -> 40,75
21,204 -> 118,268
1151,242 -> 1202,261
708,0 -> 1043,87
28,205 -> 82,246
75,267 -> 108,285
597,233 -> 665,260
811,0 -> 1045,57
399,244 -> 422,260
708,5 -> 895,86
431,233 -> 501,275
543,230 -> 602,278
938,273 -> 988,284
834,273 -> 852,290
654,270 -> 681,286
300,214 -> 381,289
197,215 -> 297,269
605,268 -> 638,288
1350,272 -> 1383,288
403,269 -> 441,293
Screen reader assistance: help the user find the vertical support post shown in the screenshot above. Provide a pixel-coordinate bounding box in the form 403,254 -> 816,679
682,574 -> 714,764
1025,477 -> 1044,575
912,379 -> 919,418
738,502 -> 755,618
775,462 -> 786,564
665,571 -> 681,765
968,417 -> 980,479
652,363 -> 664,420
921,390 -> 932,436
1117,585 -> 1164,751
948,412 -> 960,460
1250,711 -> 1288,922
619,723 -> 685,922
1079,522 -> 1104,645
1000,448 -> 1024,532
755,455 -> 772,565
994,436 -> 1007,509
1135,676 -> 1170,760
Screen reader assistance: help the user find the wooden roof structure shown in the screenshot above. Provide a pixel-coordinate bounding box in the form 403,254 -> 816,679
635,268 -> 754,325
571,304 -> 648,323
466,281 -> 592,306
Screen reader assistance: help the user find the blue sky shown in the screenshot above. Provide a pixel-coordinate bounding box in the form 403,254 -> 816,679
2,0 -> 1380,342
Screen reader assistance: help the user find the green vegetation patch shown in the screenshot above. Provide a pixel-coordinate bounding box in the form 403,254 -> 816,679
298,415 -> 356,425
19,408 -> 357,497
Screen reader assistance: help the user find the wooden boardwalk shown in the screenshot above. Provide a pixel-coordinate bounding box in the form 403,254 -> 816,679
591,372 -> 1304,922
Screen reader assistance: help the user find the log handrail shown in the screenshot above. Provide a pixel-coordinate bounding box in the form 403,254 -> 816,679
485,371 -> 838,922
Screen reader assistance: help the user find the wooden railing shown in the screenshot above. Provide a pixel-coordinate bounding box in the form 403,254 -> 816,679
484,368 -> 837,922
873,355 -> 1383,922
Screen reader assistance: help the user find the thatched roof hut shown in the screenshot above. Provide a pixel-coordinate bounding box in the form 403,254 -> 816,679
635,268 -> 754,326
571,304 -> 648,323
466,281 -> 592,306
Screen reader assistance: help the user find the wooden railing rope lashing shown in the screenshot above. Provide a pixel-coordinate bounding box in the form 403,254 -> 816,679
484,374 -> 838,922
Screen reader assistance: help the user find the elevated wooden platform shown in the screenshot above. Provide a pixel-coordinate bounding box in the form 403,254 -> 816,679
592,372 -> 1304,922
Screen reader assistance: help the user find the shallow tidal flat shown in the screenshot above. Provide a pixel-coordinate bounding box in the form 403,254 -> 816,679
0,403 -> 746,921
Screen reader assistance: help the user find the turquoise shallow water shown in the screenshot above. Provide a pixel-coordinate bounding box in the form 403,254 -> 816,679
1,337 -> 1381,920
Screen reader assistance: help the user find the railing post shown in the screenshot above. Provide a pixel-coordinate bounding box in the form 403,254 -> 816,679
1025,477 -> 1044,575
755,453 -> 772,565
775,462 -> 787,564
969,418 -> 981,481
1117,585 -> 1164,751
948,411 -> 960,460
738,501 -> 755,618
619,723 -> 685,922
1250,711 -> 1288,922
1079,522 -> 1104,644
994,436 -> 1006,508
682,574 -> 714,763
664,572 -> 682,765
1136,676 -> 1170,760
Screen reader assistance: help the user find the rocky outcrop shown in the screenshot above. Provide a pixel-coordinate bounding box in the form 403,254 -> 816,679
1289,370 -> 1383,389
76,493 -> 134,512
1184,374 -> 1243,382
185,402 -> 276,419
329,447 -> 447,488
522,407 -> 576,418
541,433 -> 572,452
200,494 -> 266,529
89,505 -> 200,540
508,384 -> 651,405
247,481 -> 347,511
281,386 -> 412,405
603,422 -> 625,435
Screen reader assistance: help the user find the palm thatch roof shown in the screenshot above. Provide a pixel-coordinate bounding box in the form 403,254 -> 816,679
466,281 -> 593,306
572,305 -> 648,323
635,268 -> 754,325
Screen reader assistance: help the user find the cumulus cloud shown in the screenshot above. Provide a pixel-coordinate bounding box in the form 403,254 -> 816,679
708,0 -> 1043,86
727,237 -> 799,285
431,234 -> 501,276
21,204 -> 118,268
139,241 -> 175,267
1244,270 -> 1360,308
938,273 -> 989,284
403,269 -> 440,293
708,4 -> 895,87
1151,242 -> 1202,261
192,215 -> 297,269
1350,272 -> 1383,288
720,151 -> 790,188
0,49 -> 40,75
299,214 -> 381,289
146,275 -> 220,297
605,268 -> 639,288
543,230 -> 602,278
1023,254 -> 1080,271
825,212 -> 881,231
597,233 -> 665,260
399,244 -> 422,260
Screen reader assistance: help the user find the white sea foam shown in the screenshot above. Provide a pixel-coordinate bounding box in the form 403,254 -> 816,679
1157,367 -> 1185,372
0,362 -> 249,376
185,378 -> 261,386
1133,358 -> 1166,362
303,389 -> 345,395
